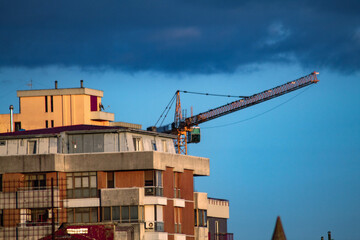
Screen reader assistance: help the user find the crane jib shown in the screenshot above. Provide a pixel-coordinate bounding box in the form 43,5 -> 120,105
184,72 -> 319,127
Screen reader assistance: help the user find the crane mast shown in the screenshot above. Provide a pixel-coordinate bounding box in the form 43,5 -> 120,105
154,72 -> 319,154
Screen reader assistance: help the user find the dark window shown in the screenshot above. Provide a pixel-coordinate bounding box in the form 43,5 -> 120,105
174,172 -> 180,198
25,174 -> 46,190
66,172 -> 97,198
0,141 -> 5,146
67,208 -> 98,223
51,120 -> 54,128
133,137 -> 142,151
0,174 -> 2,192
107,172 -> 114,188
103,207 -> 111,221
50,96 -> 53,112
151,140 -> 157,151
45,96 -> 48,112
15,122 -> 21,131
102,206 -> 143,223
90,96 -> 97,111
28,140 -> 37,154
112,206 -> 120,221
175,207 -> 182,233
45,120 -> 48,128
144,170 -> 163,196
195,209 -> 207,227
0,209 -> 3,226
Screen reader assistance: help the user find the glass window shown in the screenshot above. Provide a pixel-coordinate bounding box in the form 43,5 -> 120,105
103,207 -> 111,221
121,206 -> 129,222
66,172 -> 97,198
112,206 -> 120,221
28,140 -> 37,154
25,174 -> 46,190
151,140 -> 157,151
130,206 -> 138,222
107,172 -> 114,188
133,137 -> 142,151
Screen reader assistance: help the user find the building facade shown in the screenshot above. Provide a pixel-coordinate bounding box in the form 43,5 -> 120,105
0,125 -> 231,240
0,81 -> 116,133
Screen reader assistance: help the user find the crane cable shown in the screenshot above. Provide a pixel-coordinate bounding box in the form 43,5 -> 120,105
154,93 -> 177,127
203,85 -> 314,129
180,90 -> 247,98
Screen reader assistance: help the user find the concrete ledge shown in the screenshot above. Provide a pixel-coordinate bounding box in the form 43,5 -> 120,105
144,196 -> 167,206
145,232 -> 168,240
90,111 -> 114,121
173,233 -> 186,240
17,88 -> 103,97
173,198 -> 185,208
64,198 -> 100,208
0,152 -> 210,176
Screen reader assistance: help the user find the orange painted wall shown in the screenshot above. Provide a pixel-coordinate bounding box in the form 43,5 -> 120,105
183,201 -> 195,235
97,171 -> 107,189
163,167 -> 174,198
0,92 -> 110,133
179,169 -> 194,201
115,171 -> 144,188
164,199 -> 175,233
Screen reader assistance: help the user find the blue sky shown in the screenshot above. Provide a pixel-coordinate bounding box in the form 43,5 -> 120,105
1,1 -> 360,239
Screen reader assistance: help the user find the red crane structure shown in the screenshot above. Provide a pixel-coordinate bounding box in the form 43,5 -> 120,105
151,72 -> 319,154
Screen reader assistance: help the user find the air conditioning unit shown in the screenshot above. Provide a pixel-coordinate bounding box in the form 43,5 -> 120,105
145,221 -> 155,229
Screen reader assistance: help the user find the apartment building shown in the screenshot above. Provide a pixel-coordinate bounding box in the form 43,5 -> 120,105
0,81 -> 115,133
0,124 -> 231,240
0,83 -> 231,240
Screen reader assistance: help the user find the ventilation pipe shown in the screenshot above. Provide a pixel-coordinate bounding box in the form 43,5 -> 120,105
9,105 -> 14,132
55,80 -> 58,89
328,231 -> 331,240
80,80 -> 84,88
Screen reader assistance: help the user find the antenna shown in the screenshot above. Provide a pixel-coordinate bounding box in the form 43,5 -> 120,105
26,79 -> 33,89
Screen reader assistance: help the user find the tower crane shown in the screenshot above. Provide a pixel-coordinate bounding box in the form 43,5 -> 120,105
149,72 -> 319,154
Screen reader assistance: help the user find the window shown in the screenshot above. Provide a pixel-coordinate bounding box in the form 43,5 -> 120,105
133,137 -> 142,151
67,208 -> 98,223
0,174 -> 2,192
174,172 -> 180,198
45,96 -> 48,112
102,206 -> 144,223
195,209 -> 207,227
45,120 -> 48,128
107,172 -> 114,188
144,170 -> 163,196
174,207 -> 182,233
25,174 -> 46,190
28,140 -> 37,154
90,96 -> 97,111
66,172 -> 97,198
0,209 -> 3,227
15,122 -> 21,131
50,96 -> 53,112
51,120 -> 54,128
151,140 -> 157,151
0,141 -> 5,146
30,208 -> 49,224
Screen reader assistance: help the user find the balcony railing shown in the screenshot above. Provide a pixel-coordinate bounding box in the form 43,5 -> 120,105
144,186 -> 163,196
209,233 -> 234,240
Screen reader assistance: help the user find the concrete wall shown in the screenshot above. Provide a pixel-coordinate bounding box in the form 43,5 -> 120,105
0,137 -> 58,156
194,193 -> 208,210
207,199 -> 229,219
101,188 -> 144,206
0,152 -> 210,176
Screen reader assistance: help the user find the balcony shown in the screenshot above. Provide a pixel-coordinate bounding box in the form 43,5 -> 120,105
90,111 -> 114,121
144,186 -> 163,197
208,233 -> 234,240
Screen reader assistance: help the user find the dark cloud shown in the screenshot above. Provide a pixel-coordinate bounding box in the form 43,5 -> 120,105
0,0 -> 359,73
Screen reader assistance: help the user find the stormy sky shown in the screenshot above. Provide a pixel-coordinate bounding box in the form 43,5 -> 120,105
1,1 -> 360,240
1,0 -> 360,73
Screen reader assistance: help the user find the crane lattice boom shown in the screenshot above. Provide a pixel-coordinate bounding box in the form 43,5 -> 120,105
153,72 -> 319,154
